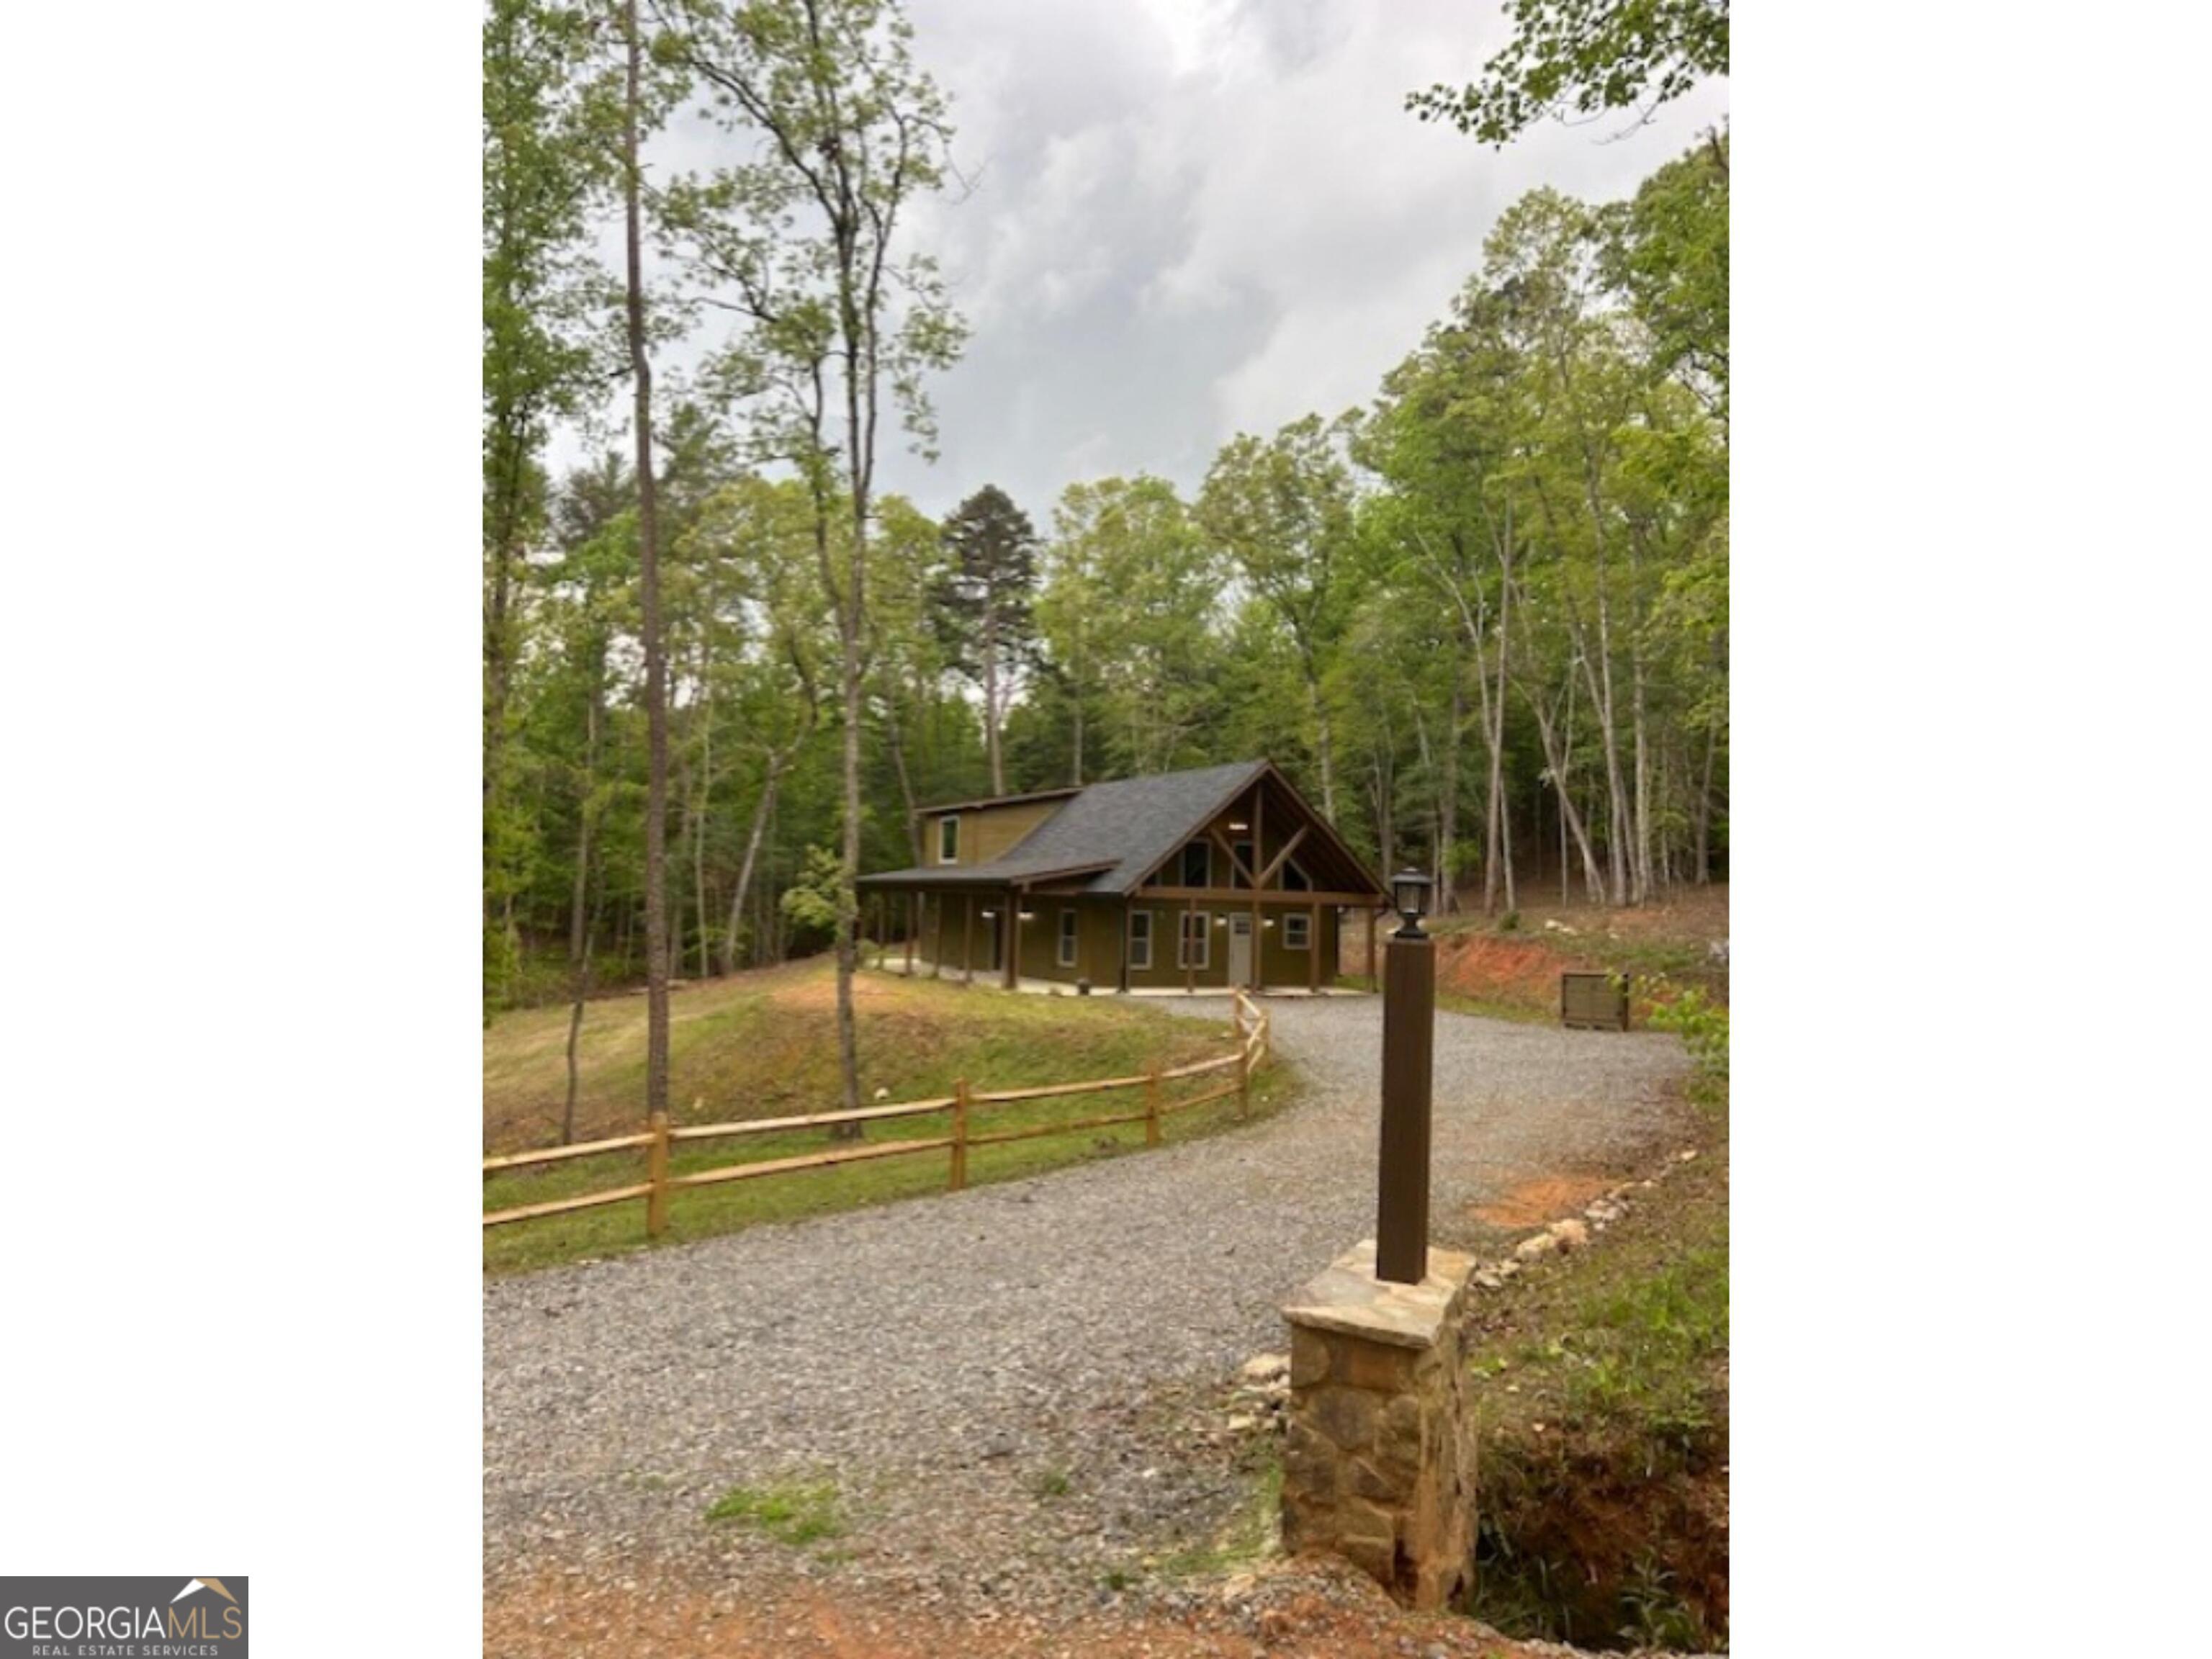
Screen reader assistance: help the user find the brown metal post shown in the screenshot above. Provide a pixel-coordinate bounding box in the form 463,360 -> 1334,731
1377,927 -> 1434,1284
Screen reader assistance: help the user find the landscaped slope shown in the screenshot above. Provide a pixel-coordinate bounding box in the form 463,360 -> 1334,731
482,958 -> 1267,1272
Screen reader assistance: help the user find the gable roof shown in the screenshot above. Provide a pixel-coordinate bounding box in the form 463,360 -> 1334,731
859,759 -> 1385,899
989,760 -> 1267,894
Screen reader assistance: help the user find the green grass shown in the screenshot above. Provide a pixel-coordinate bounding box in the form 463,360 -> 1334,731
704,1479 -> 844,1547
1460,1079 -> 1730,1650
483,958 -> 1296,1273
1151,1442 -> 1282,1583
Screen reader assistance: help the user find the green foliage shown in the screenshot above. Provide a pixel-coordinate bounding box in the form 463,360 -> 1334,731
705,1479 -> 844,1545
778,844 -> 845,948
1641,978 -> 1727,1088
1407,0 -> 1729,144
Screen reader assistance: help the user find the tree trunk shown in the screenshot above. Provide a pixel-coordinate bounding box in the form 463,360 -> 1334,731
721,762 -> 782,976
1521,673 -> 1606,906
983,595 -> 1003,795
624,0 -> 670,1129
1694,721 -> 1717,884
1438,669 -> 1461,913
562,673 -> 603,1145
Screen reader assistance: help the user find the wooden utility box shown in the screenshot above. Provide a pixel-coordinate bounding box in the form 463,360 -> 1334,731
1560,971 -> 1629,1031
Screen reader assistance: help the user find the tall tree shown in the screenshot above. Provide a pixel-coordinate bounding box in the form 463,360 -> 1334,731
620,0 -> 675,1127
483,0 -> 598,1009
935,484 -> 1038,795
1198,415 -> 1361,819
670,0 -> 965,1123
1038,477 -> 1223,781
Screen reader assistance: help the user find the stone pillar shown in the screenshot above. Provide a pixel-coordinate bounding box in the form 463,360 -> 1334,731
1279,1239 -> 1477,1611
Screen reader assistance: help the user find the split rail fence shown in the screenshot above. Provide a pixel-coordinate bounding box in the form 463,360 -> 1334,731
484,988 -> 1272,1238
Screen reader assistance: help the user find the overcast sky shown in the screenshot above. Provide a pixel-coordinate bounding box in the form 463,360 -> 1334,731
567,0 -> 1727,526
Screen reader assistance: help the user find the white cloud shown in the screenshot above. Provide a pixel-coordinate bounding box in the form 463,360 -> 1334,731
550,0 -> 1729,525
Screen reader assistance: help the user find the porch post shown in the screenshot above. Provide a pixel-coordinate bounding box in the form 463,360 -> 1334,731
963,894 -> 974,986
1310,900 -> 1322,992
1185,896 -> 1197,994
1003,887 -> 1019,991
1251,783 -> 1264,990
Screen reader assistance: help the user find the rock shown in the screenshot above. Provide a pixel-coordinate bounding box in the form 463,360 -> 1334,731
1241,1352 -> 1290,1384
1514,1232 -> 1559,1262
1226,1413 -> 1256,1433
1678,1148 -> 1699,1162
1547,1218 -> 1590,1251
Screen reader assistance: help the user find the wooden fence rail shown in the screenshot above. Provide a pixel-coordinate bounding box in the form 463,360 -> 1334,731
484,988 -> 1272,1236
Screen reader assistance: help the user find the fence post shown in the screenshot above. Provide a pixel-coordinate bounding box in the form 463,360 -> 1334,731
646,1110 -> 672,1238
1238,1033 -> 1251,1121
950,1078 -> 970,1192
1145,1064 -> 1162,1148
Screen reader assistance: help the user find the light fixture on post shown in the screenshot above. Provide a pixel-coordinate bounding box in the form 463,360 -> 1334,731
1390,868 -> 1432,938
1377,868 -> 1436,1284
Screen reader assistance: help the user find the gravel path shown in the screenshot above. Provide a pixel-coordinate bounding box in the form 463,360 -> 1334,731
483,996 -> 1689,1617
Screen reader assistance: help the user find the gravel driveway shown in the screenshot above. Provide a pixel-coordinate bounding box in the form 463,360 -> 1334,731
483,995 -> 1689,1613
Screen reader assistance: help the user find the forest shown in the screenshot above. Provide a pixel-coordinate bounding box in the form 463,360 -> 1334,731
484,0 -> 1729,1121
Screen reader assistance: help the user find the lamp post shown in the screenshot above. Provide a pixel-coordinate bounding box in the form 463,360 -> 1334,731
1377,868 -> 1435,1285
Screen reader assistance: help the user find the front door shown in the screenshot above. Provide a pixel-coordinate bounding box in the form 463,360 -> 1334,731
1227,913 -> 1253,988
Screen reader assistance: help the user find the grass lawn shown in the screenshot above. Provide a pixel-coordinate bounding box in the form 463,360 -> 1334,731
482,958 -> 1292,1274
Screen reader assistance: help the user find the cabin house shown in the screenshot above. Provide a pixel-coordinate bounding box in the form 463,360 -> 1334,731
858,759 -> 1386,993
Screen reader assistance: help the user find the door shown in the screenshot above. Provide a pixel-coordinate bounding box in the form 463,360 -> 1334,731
1227,913 -> 1253,988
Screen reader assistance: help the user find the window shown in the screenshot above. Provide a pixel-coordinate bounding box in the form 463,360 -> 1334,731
1179,910 -> 1210,969
1058,909 -> 1079,968
1284,913 -> 1310,950
938,815 -> 960,863
1180,840 -> 1210,888
1232,840 -> 1254,888
1282,859 -> 1310,892
1128,910 -> 1153,969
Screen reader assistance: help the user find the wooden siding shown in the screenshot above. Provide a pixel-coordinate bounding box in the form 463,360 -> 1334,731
925,799 -> 1066,868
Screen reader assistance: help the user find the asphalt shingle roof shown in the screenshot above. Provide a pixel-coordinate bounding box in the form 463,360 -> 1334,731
997,760 -> 1268,893
855,759 -> 1270,895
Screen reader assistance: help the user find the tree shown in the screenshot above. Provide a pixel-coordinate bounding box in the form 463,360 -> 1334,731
1599,130 -> 1729,421
935,485 -> 1039,795
483,0 -> 600,1010
1038,477 -> 1223,781
1406,0 -> 1728,144
1198,415 -> 1362,819
669,0 -> 966,1125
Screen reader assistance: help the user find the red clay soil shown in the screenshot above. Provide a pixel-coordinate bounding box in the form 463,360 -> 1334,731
1467,1174 -> 1617,1229
483,1561 -> 1576,1659
1434,935 -> 1591,1012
